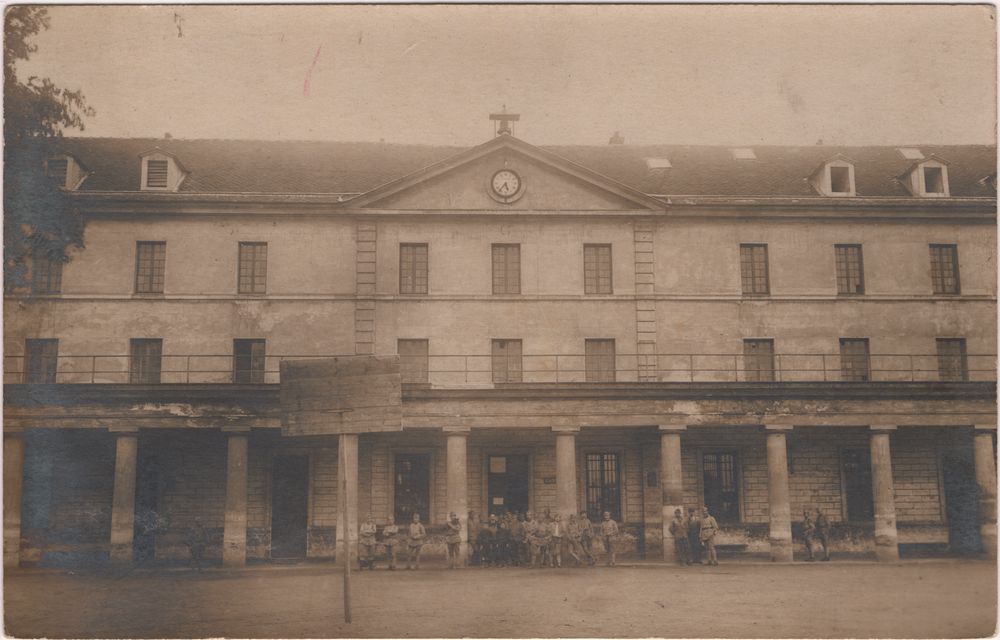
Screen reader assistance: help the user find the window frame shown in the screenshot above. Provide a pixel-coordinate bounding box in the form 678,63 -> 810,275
491,243 -> 521,295
839,447 -> 875,523
398,338 -> 430,384
134,241 -> 166,294
834,244 -> 865,295
936,338 -> 969,382
583,244 -> 613,295
399,243 -> 429,295
584,338 -> 616,383
129,338 -> 163,384
233,338 -> 266,384
24,338 -> 59,384
392,451 -> 433,525
742,338 -> 775,382
584,451 -> 623,522
31,256 -> 63,295
739,243 -> 770,295
929,244 -> 961,295
700,450 -> 741,524
839,338 -> 871,382
491,338 -> 523,384
237,242 -> 268,295
145,159 -> 169,189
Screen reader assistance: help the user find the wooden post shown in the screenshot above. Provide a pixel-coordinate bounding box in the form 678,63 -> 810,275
337,434 -> 358,624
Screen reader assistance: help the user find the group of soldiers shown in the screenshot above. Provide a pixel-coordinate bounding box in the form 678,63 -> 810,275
469,509 -> 620,568
667,506 -> 721,566
356,509 -> 622,571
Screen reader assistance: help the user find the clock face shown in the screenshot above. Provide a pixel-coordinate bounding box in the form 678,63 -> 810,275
491,170 -> 521,197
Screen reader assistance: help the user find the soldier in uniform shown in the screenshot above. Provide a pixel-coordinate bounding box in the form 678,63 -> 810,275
549,514 -> 565,568
525,512 -> 546,568
565,513 -> 585,567
508,512 -> 524,566
600,511 -> 619,566
479,514 -> 498,567
687,507 -> 703,564
406,512 -> 426,570
382,519 -> 400,570
359,513 -> 378,570
445,512 -> 462,569
802,509 -> 817,561
578,510 -> 597,565
467,510 -> 482,567
496,512 -> 513,567
814,507 -> 832,561
669,508 -> 691,565
699,506 -> 719,566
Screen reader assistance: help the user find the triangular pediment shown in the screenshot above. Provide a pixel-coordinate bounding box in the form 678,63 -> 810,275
346,135 -> 666,211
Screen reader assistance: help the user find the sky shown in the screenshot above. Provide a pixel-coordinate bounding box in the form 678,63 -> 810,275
12,4 -> 998,146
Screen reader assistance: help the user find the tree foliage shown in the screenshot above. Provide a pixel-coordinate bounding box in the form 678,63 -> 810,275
4,6 -> 94,290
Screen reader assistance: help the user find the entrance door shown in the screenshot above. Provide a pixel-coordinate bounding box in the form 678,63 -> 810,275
487,454 -> 529,516
941,447 -> 981,554
271,455 -> 309,558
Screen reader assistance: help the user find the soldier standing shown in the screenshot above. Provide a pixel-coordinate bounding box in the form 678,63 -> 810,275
382,519 -> 400,570
699,506 -> 719,566
359,514 -> 378,570
687,507 -> 703,564
669,508 -> 691,565
565,513 -> 585,567
802,509 -> 817,561
525,512 -> 546,568
549,515 -> 565,568
406,513 -> 426,570
445,512 -> 462,569
579,511 -> 597,566
467,510 -> 481,566
814,507 -> 832,561
600,511 -> 619,566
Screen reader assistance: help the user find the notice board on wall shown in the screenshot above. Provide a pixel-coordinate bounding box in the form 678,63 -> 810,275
279,356 -> 402,436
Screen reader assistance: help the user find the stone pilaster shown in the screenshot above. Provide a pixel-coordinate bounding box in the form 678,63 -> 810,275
553,427 -> 580,519
633,219 -> 657,381
870,426 -> 899,562
445,427 -> 470,562
973,426 -> 997,559
355,221 -> 377,355
765,425 -> 793,562
659,425 -> 685,563
109,429 -> 139,565
223,428 -> 249,567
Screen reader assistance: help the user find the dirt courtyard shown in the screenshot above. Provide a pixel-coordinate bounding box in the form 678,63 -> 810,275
4,559 -> 996,638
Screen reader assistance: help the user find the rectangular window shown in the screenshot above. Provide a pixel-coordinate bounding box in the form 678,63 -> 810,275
829,166 -> 851,193
585,452 -> 621,521
584,244 -> 613,294
146,159 -> 168,188
585,339 -> 616,382
923,166 -> 944,194
743,339 -> 775,382
491,339 -> 522,384
399,243 -> 428,294
739,244 -> 770,295
702,452 -> 740,523
937,338 -> 968,382
839,338 -> 871,382
31,256 -> 62,295
129,338 -> 162,384
841,449 -> 875,521
238,242 -> 267,294
491,244 -> 521,294
134,241 -> 166,294
398,339 -> 429,384
930,244 -> 960,294
24,339 -> 58,384
233,339 -> 266,383
835,244 -> 865,295
394,453 -> 431,524
46,158 -> 68,184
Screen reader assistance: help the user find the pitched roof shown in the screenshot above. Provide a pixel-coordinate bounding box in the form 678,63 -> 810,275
47,137 -> 997,198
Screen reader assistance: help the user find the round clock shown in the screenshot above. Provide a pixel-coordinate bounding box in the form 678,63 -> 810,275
488,169 -> 525,204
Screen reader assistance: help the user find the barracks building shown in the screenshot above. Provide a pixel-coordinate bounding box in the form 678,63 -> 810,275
3,116 -> 998,568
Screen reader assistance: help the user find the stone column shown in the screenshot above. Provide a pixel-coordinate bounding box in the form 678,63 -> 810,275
445,427 -> 470,563
335,434 -> 359,565
765,425 -> 793,562
870,426 -> 899,562
659,425 -> 685,563
223,428 -> 249,567
109,429 -> 139,565
973,426 -> 997,559
4,432 -> 25,568
553,427 -> 580,519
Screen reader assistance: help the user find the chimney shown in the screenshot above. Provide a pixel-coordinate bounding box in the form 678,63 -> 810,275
609,131 -> 625,145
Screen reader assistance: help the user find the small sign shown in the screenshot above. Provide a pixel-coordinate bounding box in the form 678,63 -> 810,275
543,476 -> 556,485
492,497 -> 504,505
489,456 -> 507,474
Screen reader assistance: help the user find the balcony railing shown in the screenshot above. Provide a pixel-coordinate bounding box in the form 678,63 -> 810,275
3,353 -> 996,386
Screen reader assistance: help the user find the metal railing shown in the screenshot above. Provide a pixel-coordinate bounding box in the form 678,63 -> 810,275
3,352 -> 996,386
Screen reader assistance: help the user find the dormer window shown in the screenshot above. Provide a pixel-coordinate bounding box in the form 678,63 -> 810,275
902,157 -> 950,197
43,155 -> 86,191
139,150 -> 187,192
810,157 -> 856,197
146,160 -> 169,188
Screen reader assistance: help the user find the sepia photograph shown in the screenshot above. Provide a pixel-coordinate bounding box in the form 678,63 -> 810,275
2,3 -> 997,638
